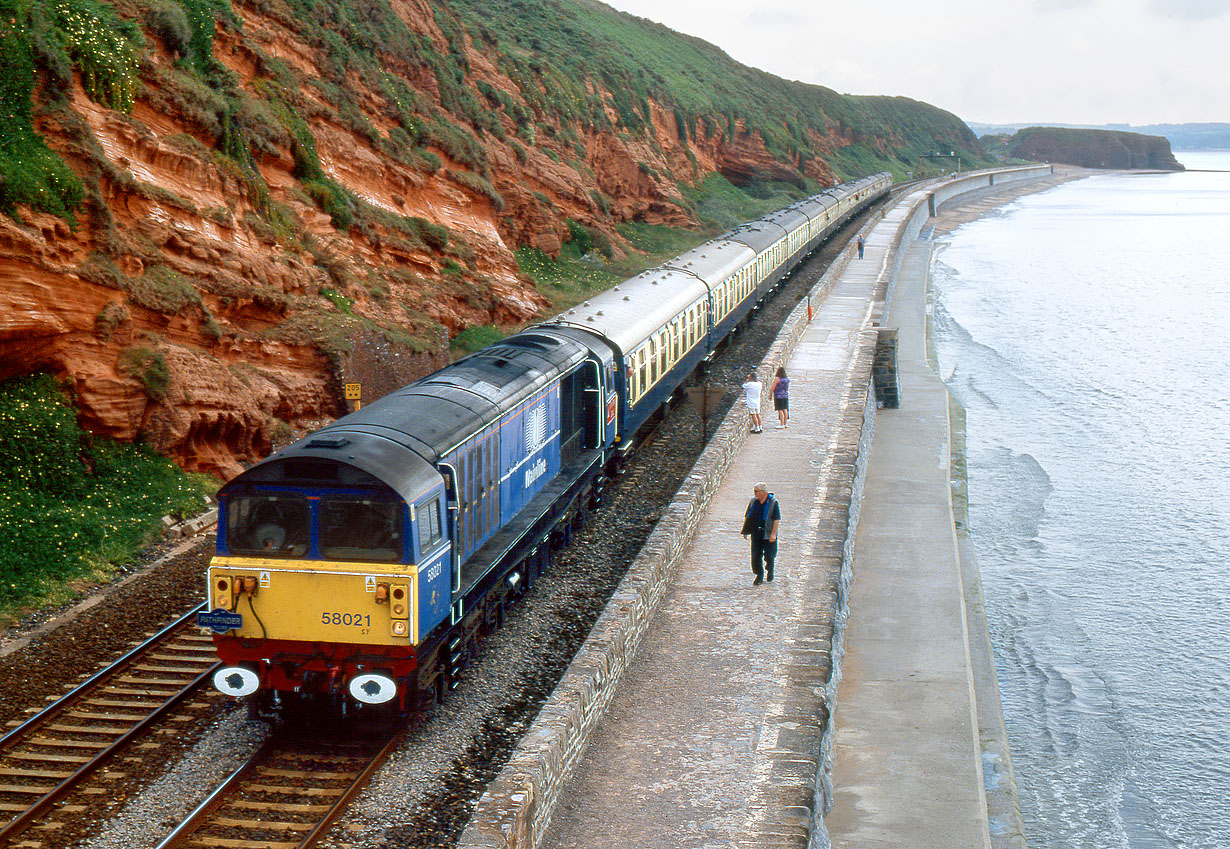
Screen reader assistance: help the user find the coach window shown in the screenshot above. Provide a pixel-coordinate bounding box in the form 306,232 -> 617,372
638,348 -> 648,397
659,331 -> 668,372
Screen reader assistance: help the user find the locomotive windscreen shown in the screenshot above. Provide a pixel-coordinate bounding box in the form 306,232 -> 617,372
226,494 -> 311,558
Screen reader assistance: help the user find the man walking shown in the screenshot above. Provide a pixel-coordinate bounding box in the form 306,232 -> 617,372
856,234 -> 865,259
741,483 -> 780,585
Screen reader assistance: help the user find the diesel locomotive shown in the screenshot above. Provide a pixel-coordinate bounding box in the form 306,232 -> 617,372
202,171 -> 892,713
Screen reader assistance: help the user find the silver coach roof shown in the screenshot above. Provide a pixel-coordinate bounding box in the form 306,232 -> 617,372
722,220 -> 788,254
762,206 -> 810,233
662,238 -> 757,287
549,267 -> 709,354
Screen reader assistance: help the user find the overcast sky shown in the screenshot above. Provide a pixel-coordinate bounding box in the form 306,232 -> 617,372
601,0 -> 1228,127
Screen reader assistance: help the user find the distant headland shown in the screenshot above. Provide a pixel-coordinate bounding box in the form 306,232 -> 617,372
979,126 -> 1184,171
970,121 -> 1230,152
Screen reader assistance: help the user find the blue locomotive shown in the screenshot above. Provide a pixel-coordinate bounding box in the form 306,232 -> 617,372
203,172 -> 892,712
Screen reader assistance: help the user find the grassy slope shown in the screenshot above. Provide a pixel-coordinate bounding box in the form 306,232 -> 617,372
446,0 -> 985,178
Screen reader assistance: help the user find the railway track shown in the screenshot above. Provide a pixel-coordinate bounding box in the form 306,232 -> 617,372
154,729 -> 403,849
0,605 -> 220,847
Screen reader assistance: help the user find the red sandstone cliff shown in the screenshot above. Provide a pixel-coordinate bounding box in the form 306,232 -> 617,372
0,0 -> 879,479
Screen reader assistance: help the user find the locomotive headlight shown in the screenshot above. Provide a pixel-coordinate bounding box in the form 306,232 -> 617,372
391,620 -> 408,637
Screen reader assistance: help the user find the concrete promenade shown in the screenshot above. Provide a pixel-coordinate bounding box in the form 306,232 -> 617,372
459,168 -> 1056,849
825,234 -> 991,849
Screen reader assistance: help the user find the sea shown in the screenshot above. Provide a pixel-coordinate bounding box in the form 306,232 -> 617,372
930,151 -> 1230,849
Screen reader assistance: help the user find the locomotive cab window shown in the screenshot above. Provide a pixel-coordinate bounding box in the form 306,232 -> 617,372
320,499 -> 403,562
226,494 -> 310,558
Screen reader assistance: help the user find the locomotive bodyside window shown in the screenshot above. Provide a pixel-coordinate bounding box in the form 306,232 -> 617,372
417,497 -> 443,556
226,494 -> 310,558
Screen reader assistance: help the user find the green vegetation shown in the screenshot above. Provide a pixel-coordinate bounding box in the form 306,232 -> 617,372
518,172 -> 820,317
516,245 -> 623,314
0,374 -> 215,617
445,0 -> 988,178
450,324 -> 505,357
0,0 -> 85,220
1006,126 -> 1183,171
680,173 -> 810,231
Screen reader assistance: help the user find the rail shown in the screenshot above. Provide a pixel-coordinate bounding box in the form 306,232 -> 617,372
0,604 -> 219,846
154,729 -> 405,849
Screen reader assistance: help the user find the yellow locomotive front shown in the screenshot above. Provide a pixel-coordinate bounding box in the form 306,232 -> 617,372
201,446 -> 452,711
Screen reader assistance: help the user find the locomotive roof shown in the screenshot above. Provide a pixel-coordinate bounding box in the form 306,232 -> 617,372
548,267 -> 708,355
225,333 -> 588,502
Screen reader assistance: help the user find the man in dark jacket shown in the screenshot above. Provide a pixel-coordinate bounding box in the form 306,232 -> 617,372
741,483 -> 780,585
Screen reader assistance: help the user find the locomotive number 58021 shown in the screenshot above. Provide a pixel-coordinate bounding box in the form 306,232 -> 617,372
321,612 -> 372,627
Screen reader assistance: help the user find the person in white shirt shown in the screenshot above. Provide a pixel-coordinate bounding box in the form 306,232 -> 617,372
741,372 -> 763,433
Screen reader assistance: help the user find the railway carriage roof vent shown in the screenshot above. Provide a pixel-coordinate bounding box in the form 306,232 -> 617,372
306,436 -> 350,449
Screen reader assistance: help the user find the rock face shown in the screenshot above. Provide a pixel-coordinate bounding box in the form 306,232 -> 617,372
0,0 -> 959,480
1008,127 -> 1184,171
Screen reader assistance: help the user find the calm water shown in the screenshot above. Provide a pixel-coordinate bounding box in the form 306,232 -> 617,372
932,152 -> 1230,849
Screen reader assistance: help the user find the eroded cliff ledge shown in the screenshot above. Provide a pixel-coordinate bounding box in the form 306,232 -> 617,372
1,0 -> 979,479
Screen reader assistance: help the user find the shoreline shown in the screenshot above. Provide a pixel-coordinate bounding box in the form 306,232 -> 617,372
827,168 -> 1085,849
932,170 -> 1088,847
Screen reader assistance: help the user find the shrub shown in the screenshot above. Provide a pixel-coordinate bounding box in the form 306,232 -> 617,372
0,374 -> 215,614
129,265 -> 202,314
93,300 -> 130,340
450,324 -> 505,356
53,0 -> 142,111
565,219 -> 592,256
447,169 -> 505,210
118,346 -> 171,400
147,1 -> 192,57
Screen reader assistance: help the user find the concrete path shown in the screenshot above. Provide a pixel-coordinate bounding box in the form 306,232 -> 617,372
824,235 -> 991,849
